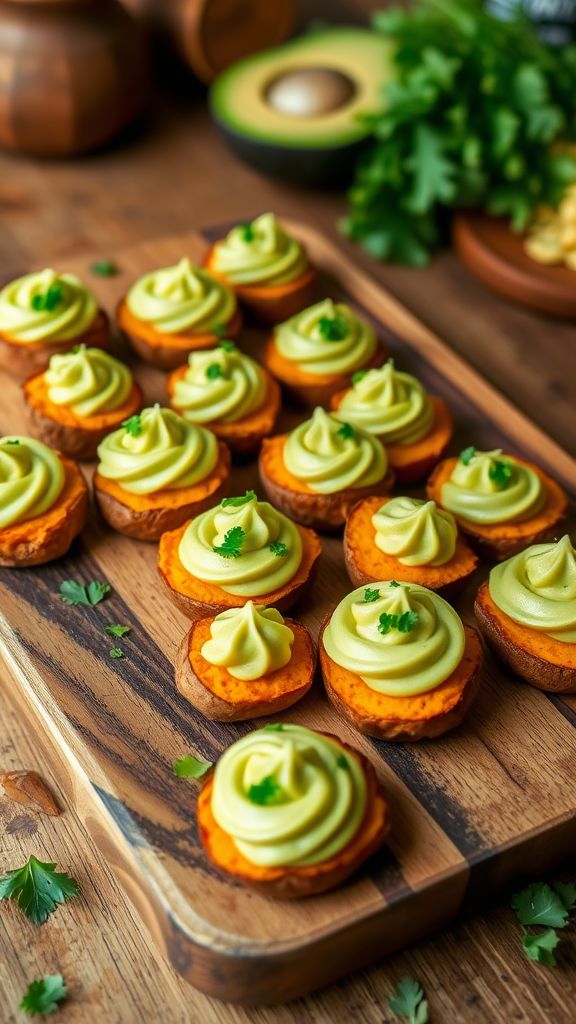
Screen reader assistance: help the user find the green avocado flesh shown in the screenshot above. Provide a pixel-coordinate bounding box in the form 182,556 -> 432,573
210,28 -> 392,150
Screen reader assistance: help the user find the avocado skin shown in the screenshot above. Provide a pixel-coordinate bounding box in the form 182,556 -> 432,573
212,116 -> 366,187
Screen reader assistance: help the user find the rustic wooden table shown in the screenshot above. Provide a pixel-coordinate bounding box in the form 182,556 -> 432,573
0,4 -> 575,1018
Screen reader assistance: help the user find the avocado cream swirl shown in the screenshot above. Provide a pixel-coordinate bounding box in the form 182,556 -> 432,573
172,345 -> 266,424
211,724 -> 367,867
96,405 -> 217,495
0,437 -> 65,529
489,535 -> 576,642
201,602 -> 295,680
0,269 -> 97,344
373,497 -> 457,567
45,345 -> 132,417
178,493 -> 302,596
126,258 -> 236,335
211,213 -> 307,286
283,407 -> 387,494
336,360 -> 434,442
441,449 -> 545,524
323,581 -> 465,697
275,298 -> 377,377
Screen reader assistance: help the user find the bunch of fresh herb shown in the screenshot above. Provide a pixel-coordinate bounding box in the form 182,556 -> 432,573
341,0 -> 576,265
511,880 -> 576,965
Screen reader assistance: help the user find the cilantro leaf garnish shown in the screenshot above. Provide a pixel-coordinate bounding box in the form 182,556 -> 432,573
0,856 -> 78,924
352,369 -> 368,385
263,723 -> 284,731
105,624 -> 131,638
522,928 -> 560,967
239,222 -> 255,242
5,439 -> 19,445
269,541 -> 287,557
460,446 -> 476,465
247,775 -> 281,805
59,580 -> 110,607
109,647 -> 124,659
31,284 -> 62,313
489,459 -> 513,490
173,755 -> 213,779
122,414 -> 142,437
218,339 -> 237,351
221,490 -> 255,508
554,881 -> 576,911
337,422 -> 355,441
206,362 -> 224,380
20,975 -> 67,1016
511,883 -> 570,928
378,610 -> 419,635
318,314 -> 348,341
212,526 -> 245,559
388,976 -> 429,1023
363,587 -> 380,603
336,753 -> 350,771
389,580 -> 400,588
90,259 -> 118,277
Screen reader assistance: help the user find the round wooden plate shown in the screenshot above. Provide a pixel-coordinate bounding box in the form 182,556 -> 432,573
453,211 -> 576,318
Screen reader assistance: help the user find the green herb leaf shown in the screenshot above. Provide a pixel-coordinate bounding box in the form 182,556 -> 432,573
122,414 -> 142,437
109,647 -> 124,659
247,775 -> 281,805
398,610 -> 419,633
20,975 -> 67,1016
5,439 -> 19,445
337,422 -> 355,441
206,362 -> 224,380
512,883 -> 570,928
363,587 -> 380,603
554,881 -> 576,911
318,315 -> 348,341
239,222 -> 255,242
218,339 -> 237,351
0,856 -> 78,924
105,624 -> 131,638
336,753 -> 350,771
59,580 -> 110,607
388,976 -> 429,1023
389,580 -> 400,588
522,928 -> 559,967
378,613 -> 396,635
269,541 -> 287,557
31,284 -> 62,313
352,370 -> 369,384
263,723 -> 284,731
460,446 -> 476,465
212,526 -> 245,559
221,490 -> 255,508
489,459 -> 513,490
90,259 -> 118,277
173,755 -> 213,779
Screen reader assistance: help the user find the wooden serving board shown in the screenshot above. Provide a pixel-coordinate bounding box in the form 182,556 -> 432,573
0,221 -> 575,1006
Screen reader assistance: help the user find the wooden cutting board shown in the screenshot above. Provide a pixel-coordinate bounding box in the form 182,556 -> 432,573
0,221 -> 575,1006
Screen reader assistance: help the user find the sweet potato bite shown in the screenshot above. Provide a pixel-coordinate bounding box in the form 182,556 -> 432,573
0,309 -> 109,379
117,300 -> 242,371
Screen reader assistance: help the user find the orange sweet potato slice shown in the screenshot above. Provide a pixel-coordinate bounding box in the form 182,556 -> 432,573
320,622 -> 483,742
117,299 -> 243,370
93,441 -> 231,541
204,247 -> 317,324
475,580 -> 576,693
197,733 -> 390,898
0,309 -> 110,379
0,456 -> 88,567
343,496 -> 479,597
262,336 -> 386,408
259,433 -> 395,532
158,520 -> 322,620
427,456 -> 568,561
167,365 -> 281,455
176,617 -> 315,721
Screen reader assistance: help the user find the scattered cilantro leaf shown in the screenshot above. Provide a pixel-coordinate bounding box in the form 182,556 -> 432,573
206,362 -> 224,380
59,580 -> 110,607
554,881 -> 576,911
489,459 -> 513,490
109,647 -> 124,659
269,541 -> 287,557
318,314 -> 348,341
388,976 -> 429,1023
122,414 -> 142,437
31,285 -> 62,312
336,754 -> 350,771
378,613 -> 396,635
5,439 -> 19,445
460,446 -> 476,465
523,928 -> 559,967
352,369 -> 369,384
105,624 -> 131,638
337,422 -> 355,441
20,975 -> 67,1016
239,222 -> 255,242
218,339 -> 236,351
512,883 -> 570,928
0,856 -> 78,924
173,755 -> 213,779
389,580 -> 400,588
221,490 -> 255,508
247,775 -> 281,805
398,610 -> 419,633
263,723 -> 284,731
364,587 -> 380,603
90,259 -> 118,277
212,526 -> 245,559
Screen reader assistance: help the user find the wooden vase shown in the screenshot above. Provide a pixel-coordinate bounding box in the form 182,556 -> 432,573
123,0 -> 295,82
0,0 -> 148,157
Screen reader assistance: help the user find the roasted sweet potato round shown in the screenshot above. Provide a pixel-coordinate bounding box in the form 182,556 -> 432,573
204,247 -> 317,324
262,335 -> 386,409
0,309 -> 110,379
117,299 -> 243,370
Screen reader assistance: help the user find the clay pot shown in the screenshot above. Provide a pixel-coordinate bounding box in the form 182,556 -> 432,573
0,0 -> 148,157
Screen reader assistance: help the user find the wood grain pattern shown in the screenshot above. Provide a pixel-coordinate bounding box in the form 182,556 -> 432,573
0,222 -> 575,1005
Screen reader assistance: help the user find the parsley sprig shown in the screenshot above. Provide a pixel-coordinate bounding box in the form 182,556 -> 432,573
364,587 -> 381,603
20,975 -> 67,1017
59,580 -> 110,607
212,525 -> 245,559
239,222 -> 255,242
206,362 -> 224,380
460,446 -> 476,465
0,856 -> 78,924
247,775 -> 281,805
122,414 -> 142,437
511,880 -> 576,966
378,610 -> 419,635
173,755 -> 213,779
318,314 -> 348,341
337,422 -> 355,441
489,459 -> 513,490
31,284 -> 62,312
388,976 -> 428,1023
90,259 -> 118,277
269,541 -> 287,557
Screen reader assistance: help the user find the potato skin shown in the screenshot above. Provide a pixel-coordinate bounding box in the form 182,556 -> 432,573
343,541 -> 469,601
262,338 -> 385,409
197,734 -> 390,899
204,250 -> 318,325
474,580 -> 576,693
175,618 -> 316,721
0,309 -> 110,379
23,382 -> 144,461
118,303 -> 243,370
0,460 -> 88,568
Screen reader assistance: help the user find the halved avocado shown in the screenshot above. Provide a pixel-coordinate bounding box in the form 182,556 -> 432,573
210,28 -> 392,187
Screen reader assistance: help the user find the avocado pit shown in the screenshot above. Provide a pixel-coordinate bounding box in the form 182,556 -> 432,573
264,67 -> 356,118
